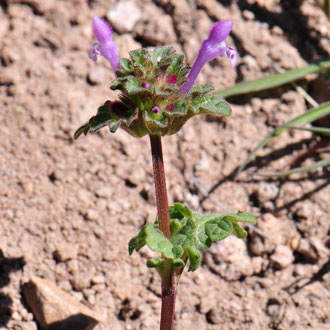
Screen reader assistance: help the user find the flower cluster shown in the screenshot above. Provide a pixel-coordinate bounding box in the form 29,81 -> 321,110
75,16 -> 237,139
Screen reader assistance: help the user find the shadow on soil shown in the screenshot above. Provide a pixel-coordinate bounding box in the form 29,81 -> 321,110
0,250 -> 25,327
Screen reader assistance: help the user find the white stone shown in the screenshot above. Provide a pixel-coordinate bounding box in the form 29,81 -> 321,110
107,1 -> 141,33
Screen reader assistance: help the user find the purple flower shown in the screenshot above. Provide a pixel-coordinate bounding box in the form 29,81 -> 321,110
180,20 -> 237,95
89,16 -> 120,72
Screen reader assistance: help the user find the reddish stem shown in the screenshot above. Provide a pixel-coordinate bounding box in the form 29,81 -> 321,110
149,134 -> 176,330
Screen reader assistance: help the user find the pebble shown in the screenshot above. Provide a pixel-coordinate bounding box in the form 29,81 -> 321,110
91,274 -> 106,285
296,238 -> 318,261
242,10 -> 255,21
85,209 -> 99,221
87,66 -> 107,85
257,182 -> 279,203
270,245 -> 294,269
12,311 -> 22,321
96,187 -> 113,198
107,1 -> 141,33
53,243 -> 78,262
71,273 -> 91,291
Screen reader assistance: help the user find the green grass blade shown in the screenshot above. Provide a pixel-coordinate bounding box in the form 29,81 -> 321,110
213,61 -> 330,98
255,159 -> 330,178
281,125 -> 330,136
238,102 -> 330,174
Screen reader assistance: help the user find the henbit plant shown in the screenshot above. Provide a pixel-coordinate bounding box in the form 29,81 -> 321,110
75,16 -> 256,330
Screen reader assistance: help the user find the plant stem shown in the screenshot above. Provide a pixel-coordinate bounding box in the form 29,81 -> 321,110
149,134 -> 176,330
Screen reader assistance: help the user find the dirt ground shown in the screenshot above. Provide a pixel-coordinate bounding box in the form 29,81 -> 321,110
1,0 -> 330,329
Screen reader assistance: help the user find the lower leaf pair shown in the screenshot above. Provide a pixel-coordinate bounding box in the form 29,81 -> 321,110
129,203 -> 256,273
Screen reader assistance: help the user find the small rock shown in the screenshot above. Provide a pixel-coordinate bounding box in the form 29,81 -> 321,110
85,209 -> 99,221
53,244 -> 78,262
270,245 -> 294,269
242,10 -> 255,20
296,238 -> 318,261
91,274 -> 105,285
23,277 -> 102,330
107,1 -> 141,33
95,187 -> 113,198
257,182 -> 279,204
12,311 -> 22,321
71,273 -> 91,292
87,66 -> 107,85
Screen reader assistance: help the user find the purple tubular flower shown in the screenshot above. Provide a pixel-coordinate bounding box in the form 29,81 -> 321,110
180,20 -> 237,95
88,16 -> 120,72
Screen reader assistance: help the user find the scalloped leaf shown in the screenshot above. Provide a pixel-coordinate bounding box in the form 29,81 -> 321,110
151,46 -> 174,67
128,206 -> 256,274
145,223 -> 179,259
108,119 -> 122,133
110,79 -> 125,91
144,110 -> 168,128
170,219 -> 195,249
166,54 -> 184,74
119,58 -> 134,73
128,226 -> 147,255
187,84 -> 214,97
231,222 -> 248,239
74,123 -> 90,139
168,100 -> 187,116
147,258 -> 164,268
125,76 -> 146,94
169,203 -> 192,220
224,212 -> 257,223
194,214 -> 232,250
129,48 -> 150,77
190,94 -> 231,116
154,85 -> 170,96
186,246 -> 202,272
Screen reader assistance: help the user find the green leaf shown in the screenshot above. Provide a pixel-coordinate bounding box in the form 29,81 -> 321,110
173,258 -> 185,267
108,119 -> 122,133
110,79 -> 125,91
170,219 -> 195,249
166,54 -> 184,74
238,101 -> 330,174
194,214 -> 232,249
74,123 -> 89,139
190,94 -> 231,116
223,212 -> 257,224
128,226 -> 147,255
151,46 -> 174,67
128,206 -> 256,274
214,61 -> 330,98
169,203 -> 192,220
187,84 -> 214,97
144,110 -> 168,128
186,246 -> 202,272
231,222 -> 247,239
125,76 -> 145,94
154,85 -> 170,96
147,258 -> 164,268
170,100 -> 188,115
119,58 -> 134,73
89,113 -> 112,132
145,224 -> 177,258
170,219 -> 184,236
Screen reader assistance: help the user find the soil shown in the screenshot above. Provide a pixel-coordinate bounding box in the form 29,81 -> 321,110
1,0 -> 330,329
